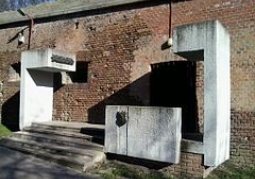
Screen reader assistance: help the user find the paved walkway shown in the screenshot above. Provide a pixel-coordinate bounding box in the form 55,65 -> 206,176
0,146 -> 102,179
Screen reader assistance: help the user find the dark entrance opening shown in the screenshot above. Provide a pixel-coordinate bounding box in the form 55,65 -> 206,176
150,61 -> 198,134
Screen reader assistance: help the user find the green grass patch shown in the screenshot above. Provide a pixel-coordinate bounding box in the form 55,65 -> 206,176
93,161 -> 255,179
208,164 -> 255,179
0,124 -> 11,139
110,165 -> 173,179
93,161 -> 174,179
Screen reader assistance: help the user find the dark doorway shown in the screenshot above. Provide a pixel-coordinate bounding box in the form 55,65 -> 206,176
150,61 -> 198,133
2,91 -> 20,131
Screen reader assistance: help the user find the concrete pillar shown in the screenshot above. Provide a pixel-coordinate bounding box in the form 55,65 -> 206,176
19,49 -> 76,130
173,20 -> 230,167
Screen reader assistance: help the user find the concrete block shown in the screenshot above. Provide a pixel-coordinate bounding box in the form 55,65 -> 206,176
105,105 -> 182,164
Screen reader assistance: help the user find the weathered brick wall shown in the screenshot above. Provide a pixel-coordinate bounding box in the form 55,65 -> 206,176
0,0 -> 254,177
230,26 -> 255,167
0,3 -> 199,125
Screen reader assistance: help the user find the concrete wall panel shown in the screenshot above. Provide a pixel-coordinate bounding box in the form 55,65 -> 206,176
105,105 -> 182,164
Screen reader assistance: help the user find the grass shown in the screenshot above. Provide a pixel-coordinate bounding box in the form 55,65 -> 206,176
101,165 -> 173,179
91,161 -> 174,179
0,124 -> 11,139
91,160 -> 255,179
207,163 -> 255,179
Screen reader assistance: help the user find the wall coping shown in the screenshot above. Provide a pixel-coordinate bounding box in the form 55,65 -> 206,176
0,0 -> 151,26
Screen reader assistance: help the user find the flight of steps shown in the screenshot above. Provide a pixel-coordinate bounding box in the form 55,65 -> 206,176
0,121 -> 106,171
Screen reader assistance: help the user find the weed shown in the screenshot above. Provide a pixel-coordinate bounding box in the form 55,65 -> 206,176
0,124 -> 11,139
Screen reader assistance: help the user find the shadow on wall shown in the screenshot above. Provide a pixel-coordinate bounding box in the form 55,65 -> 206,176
87,74 -> 149,124
1,91 -> 20,131
88,62 -> 200,135
150,61 -> 200,134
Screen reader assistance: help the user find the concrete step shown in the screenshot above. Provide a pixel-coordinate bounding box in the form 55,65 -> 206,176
0,136 -> 100,157
24,126 -> 104,145
0,138 -> 87,170
11,131 -> 103,151
0,121 -> 106,172
32,121 -> 105,135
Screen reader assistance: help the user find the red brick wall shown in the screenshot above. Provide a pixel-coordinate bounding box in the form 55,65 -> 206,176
166,153 -> 205,179
0,0 -> 254,176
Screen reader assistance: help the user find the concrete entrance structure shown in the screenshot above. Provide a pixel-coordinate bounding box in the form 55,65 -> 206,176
173,20 -> 230,167
19,49 -> 76,130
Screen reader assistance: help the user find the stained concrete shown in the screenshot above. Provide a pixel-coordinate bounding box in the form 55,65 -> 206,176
173,20 -> 230,167
105,105 -> 182,164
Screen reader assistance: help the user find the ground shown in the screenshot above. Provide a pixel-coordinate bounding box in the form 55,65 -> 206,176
87,159 -> 255,179
0,125 -> 254,179
0,146 -> 102,179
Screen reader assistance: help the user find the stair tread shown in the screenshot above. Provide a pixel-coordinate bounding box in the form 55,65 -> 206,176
0,141 -> 86,168
32,121 -> 105,130
0,136 -> 103,156
0,122 -> 106,171
13,131 -> 103,150
24,127 -> 104,140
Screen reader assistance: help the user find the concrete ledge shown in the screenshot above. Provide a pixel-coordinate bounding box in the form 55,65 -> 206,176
181,139 -> 203,154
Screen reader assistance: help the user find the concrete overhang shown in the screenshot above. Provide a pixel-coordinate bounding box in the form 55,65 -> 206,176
21,49 -> 76,72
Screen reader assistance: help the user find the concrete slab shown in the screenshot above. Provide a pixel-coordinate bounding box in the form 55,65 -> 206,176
39,121 -> 105,130
0,146 -> 102,179
105,105 -> 182,164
